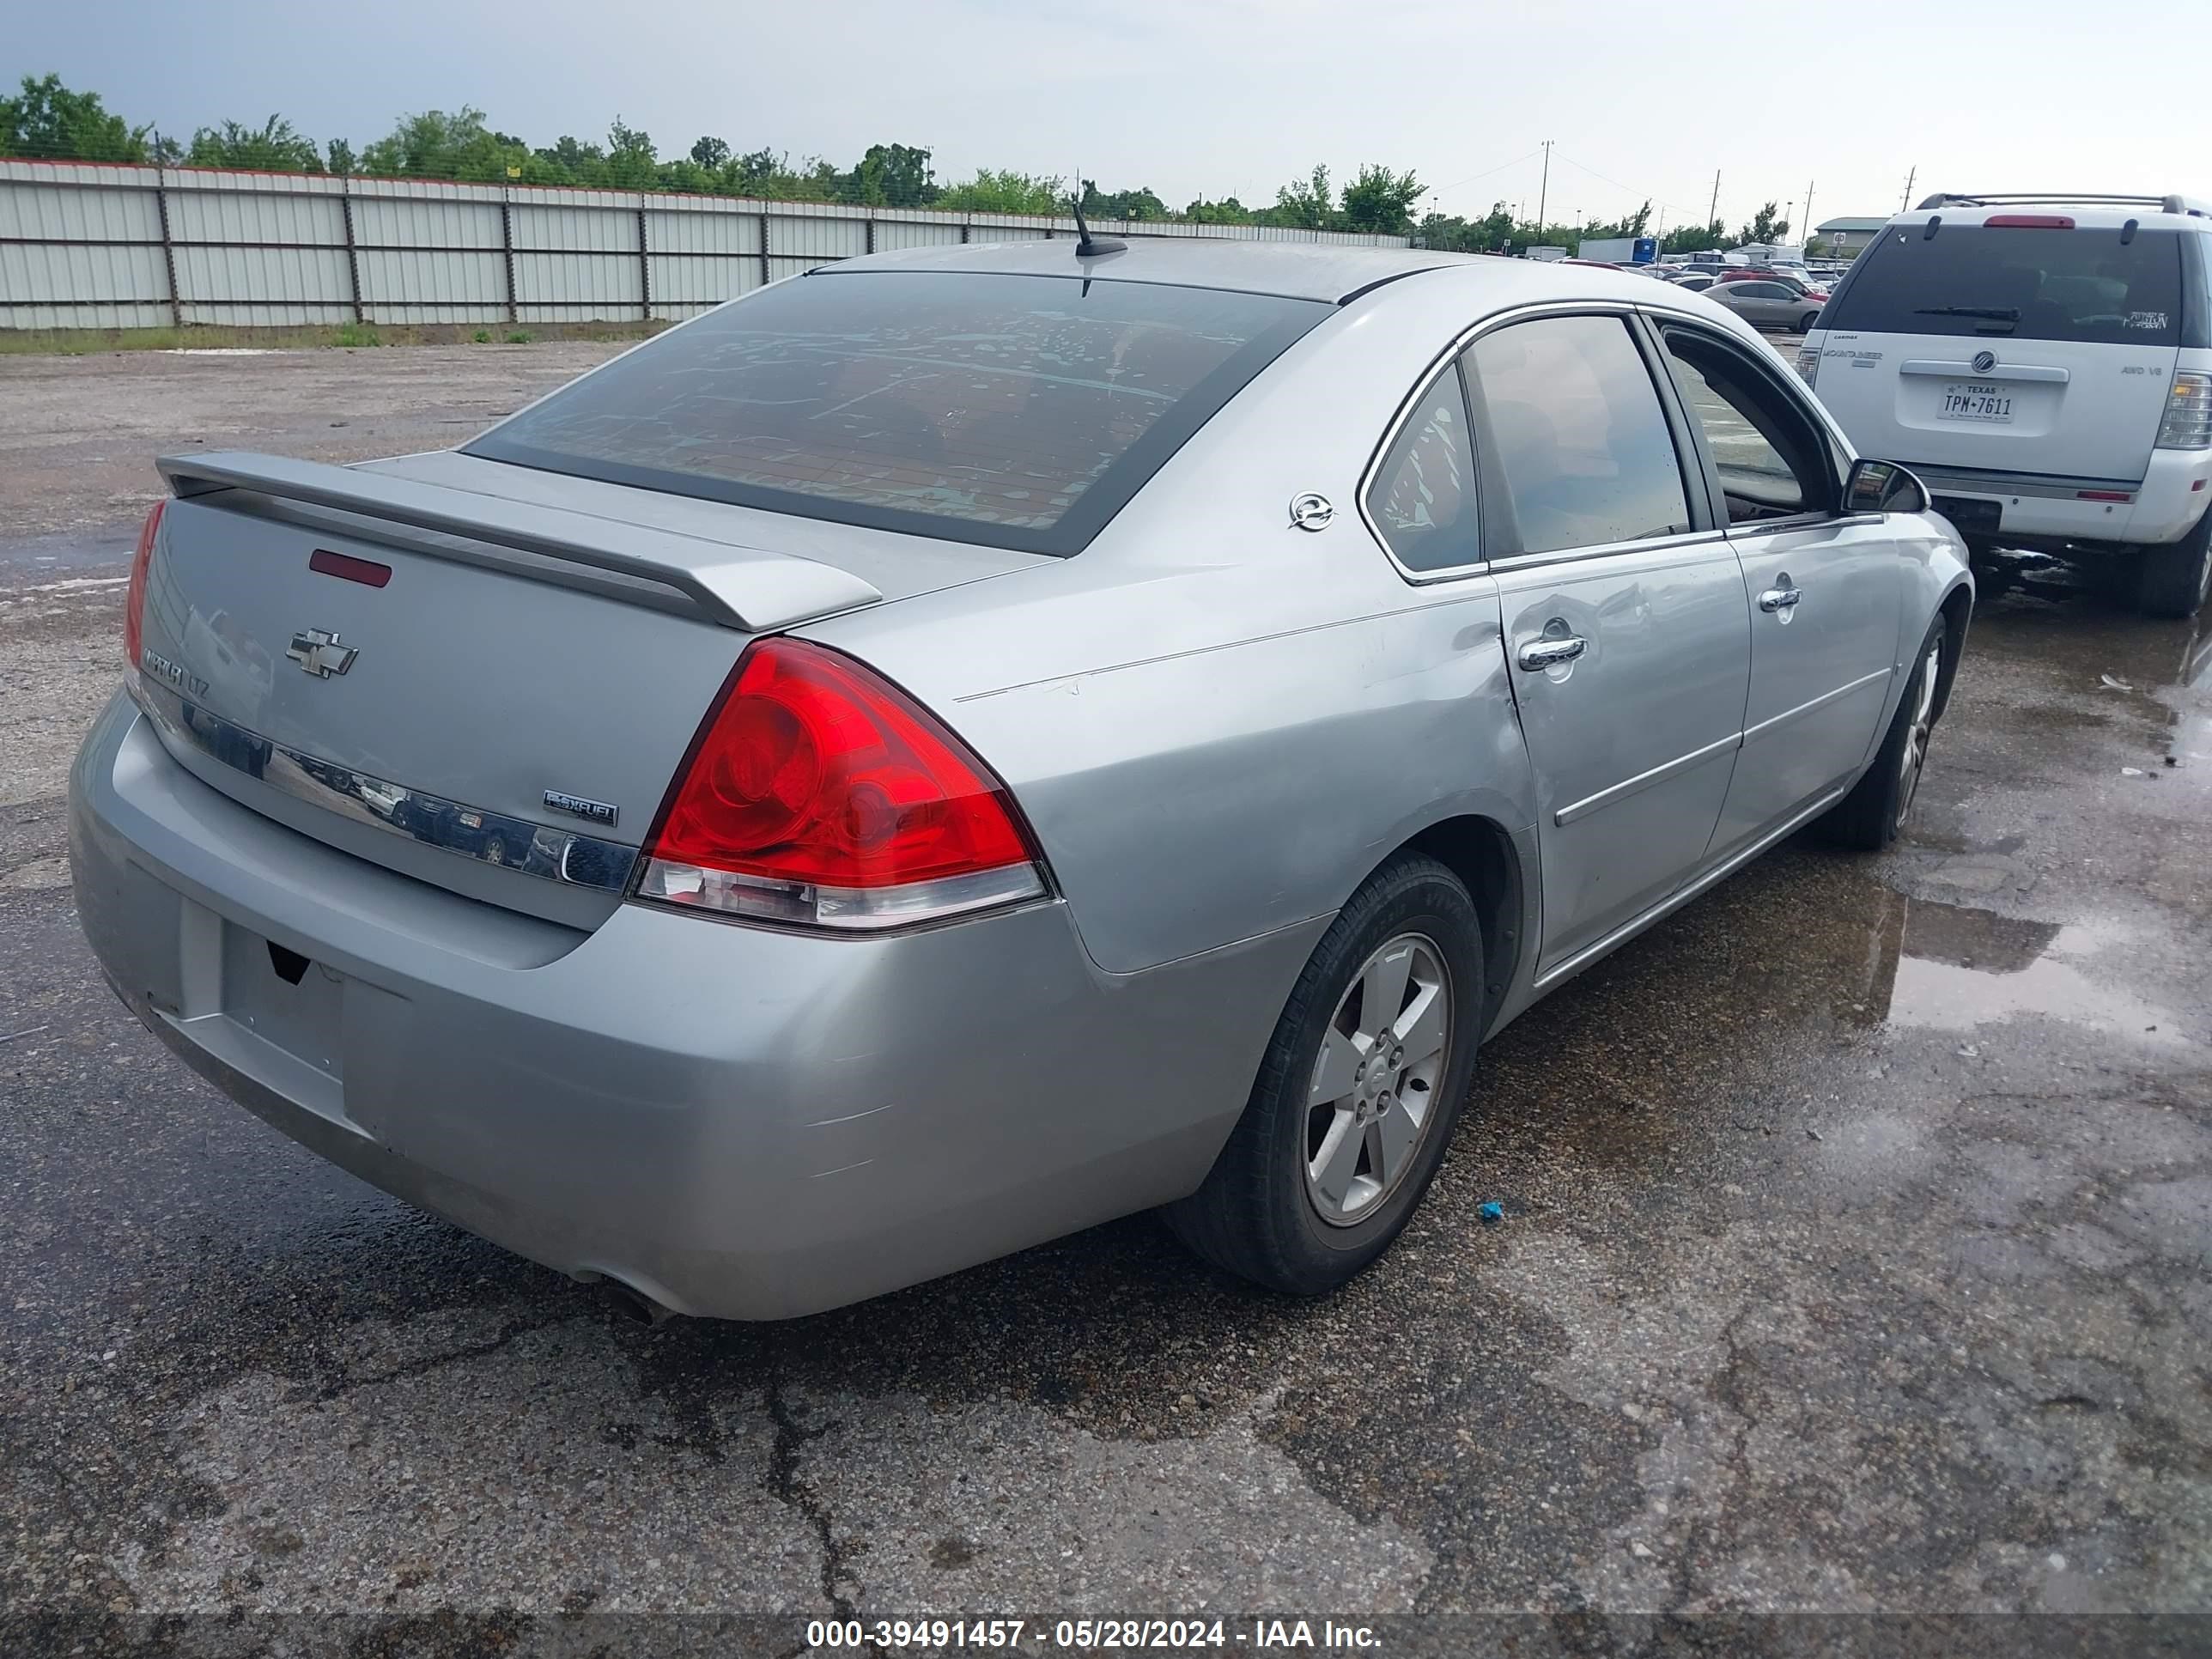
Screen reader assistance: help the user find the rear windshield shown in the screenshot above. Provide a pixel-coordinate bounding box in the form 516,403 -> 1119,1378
466,270 -> 1331,556
1821,225 -> 2183,346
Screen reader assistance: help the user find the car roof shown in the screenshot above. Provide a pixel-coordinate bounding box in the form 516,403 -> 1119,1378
1888,194 -> 2212,230
818,237 -> 1682,307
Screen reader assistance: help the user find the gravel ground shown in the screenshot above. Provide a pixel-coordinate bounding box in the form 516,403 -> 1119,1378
0,347 -> 2207,1657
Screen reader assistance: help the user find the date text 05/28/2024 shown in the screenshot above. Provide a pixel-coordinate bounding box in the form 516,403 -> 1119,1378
803,1618 -> 1383,1650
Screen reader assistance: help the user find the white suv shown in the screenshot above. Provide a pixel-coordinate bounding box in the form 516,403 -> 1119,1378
1801,193 -> 2212,616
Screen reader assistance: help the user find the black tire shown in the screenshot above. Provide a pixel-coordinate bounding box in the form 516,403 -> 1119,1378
1795,311 -> 1820,334
1823,613 -> 1948,851
2131,509 -> 2212,619
1163,853 -> 1484,1296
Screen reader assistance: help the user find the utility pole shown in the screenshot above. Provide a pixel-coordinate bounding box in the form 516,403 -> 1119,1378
1708,169 -> 1721,237
1900,166 -> 1917,212
1536,140 -> 1553,228
1803,178 -> 1814,242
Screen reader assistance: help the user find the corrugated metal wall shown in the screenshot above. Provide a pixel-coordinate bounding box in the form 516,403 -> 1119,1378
0,160 -> 1412,331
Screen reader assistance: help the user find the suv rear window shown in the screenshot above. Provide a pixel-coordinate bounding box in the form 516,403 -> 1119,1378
466,270 -> 1330,556
1822,225 -> 2184,346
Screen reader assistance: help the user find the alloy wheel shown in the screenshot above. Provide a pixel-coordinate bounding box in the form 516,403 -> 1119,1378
1895,638 -> 1942,828
1304,933 -> 1453,1226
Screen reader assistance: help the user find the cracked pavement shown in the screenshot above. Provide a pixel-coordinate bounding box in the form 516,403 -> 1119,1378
1,347 -> 2207,1655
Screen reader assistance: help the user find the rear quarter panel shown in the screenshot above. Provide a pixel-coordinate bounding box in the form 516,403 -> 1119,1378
809,273 -> 1542,976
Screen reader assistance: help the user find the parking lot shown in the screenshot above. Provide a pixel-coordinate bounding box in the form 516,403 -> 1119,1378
2,345 -> 2208,1650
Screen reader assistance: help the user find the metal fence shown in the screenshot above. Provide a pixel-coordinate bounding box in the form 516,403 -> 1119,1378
0,160 -> 1409,331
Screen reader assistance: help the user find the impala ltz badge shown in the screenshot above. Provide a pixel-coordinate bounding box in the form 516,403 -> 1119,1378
286,627 -> 358,678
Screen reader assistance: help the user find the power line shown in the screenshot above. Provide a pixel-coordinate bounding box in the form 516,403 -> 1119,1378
1428,148 -> 1545,197
1552,150 -> 1701,218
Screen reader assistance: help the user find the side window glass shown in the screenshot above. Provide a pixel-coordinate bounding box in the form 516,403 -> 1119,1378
1662,331 -> 1833,521
1365,368 -> 1479,572
1465,315 -> 1691,555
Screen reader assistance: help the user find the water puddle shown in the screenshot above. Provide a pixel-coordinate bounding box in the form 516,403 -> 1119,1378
1868,896 -> 2180,1045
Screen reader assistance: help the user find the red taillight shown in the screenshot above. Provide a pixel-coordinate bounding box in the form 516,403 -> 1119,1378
636,637 -> 1045,931
1983,214 -> 2075,229
123,499 -> 166,668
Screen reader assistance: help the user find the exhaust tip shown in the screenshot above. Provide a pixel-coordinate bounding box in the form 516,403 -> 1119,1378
596,1278 -> 677,1328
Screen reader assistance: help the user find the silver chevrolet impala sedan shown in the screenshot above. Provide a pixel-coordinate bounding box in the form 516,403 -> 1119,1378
70,239 -> 1972,1320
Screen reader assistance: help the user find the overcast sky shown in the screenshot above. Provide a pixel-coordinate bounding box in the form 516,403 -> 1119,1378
15,0 -> 2210,235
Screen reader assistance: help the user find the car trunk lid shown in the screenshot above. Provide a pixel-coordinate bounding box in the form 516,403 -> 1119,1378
134,451 -> 1042,927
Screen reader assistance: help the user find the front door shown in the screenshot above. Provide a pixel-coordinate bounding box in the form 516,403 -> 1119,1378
1465,312 -> 1751,971
1656,322 -> 1904,852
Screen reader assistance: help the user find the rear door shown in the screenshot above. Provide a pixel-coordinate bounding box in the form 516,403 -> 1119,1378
1808,221 -> 2186,480
1464,310 -> 1750,973
1656,320 -> 1902,852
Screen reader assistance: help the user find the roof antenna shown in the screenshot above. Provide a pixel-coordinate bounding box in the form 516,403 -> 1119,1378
1071,196 -> 1126,259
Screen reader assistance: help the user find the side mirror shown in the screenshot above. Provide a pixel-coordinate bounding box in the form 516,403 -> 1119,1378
1845,458 -> 1930,515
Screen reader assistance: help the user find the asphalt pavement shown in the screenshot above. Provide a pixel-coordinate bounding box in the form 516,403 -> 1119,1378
1,345 -> 2206,1656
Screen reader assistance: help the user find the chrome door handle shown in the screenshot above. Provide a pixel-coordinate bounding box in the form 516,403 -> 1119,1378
1516,635 -> 1588,671
1759,586 -> 1802,612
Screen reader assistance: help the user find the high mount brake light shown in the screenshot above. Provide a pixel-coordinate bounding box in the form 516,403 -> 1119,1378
124,499 -> 167,669
635,637 -> 1047,931
1982,214 -> 2075,228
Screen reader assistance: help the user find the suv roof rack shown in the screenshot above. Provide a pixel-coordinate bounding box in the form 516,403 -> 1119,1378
1914,191 -> 2210,219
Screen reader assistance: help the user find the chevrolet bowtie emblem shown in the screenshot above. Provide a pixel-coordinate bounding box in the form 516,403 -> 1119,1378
286,628 -> 358,678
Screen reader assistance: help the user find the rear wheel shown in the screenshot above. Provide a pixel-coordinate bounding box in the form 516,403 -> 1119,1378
1795,311 -> 1820,334
2132,510 -> 2212,619
1164,854 -> 1483,1296
1823,614 -> 1947,851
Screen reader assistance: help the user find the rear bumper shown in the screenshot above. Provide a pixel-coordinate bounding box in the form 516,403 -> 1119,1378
70,693 -> 1316,1319
1913,449 -> 2212,550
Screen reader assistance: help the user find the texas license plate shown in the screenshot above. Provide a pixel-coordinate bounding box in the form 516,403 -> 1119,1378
1939,382 -> 2014,422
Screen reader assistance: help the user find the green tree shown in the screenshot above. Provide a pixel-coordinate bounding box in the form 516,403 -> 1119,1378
690,135 -> 730,171
1079,179 -> 1167,221
362,106 -> 524,182
936,168 -> 1065,215
1182,195 -> 1255,224
1661,219 -> 1729,255
1417,200 -> 1516,253
188,115 -> 321,172
0,72 -> 149,161
1338,163 -> 1425,235
1269,164 -> 1334,230
1739,201 -> 1790,245
604,118 -> 657,188
841,142 -> 936,208
326,137 -> 356,176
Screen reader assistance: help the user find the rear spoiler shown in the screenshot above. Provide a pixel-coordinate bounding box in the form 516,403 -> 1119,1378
157,451 -> 882,632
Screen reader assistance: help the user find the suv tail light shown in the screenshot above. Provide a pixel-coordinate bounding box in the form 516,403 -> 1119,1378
2155,373 -> 2212,450
635,637 -> 1047,931
123,499 -> 167,668
1793,344 -> 1820,385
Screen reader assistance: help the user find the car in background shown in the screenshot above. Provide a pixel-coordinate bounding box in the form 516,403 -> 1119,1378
72,240 -> 1970,1322
1705,277 -> 1826,332
1803,192 -> 2212,615
1668,270 -> 1722,293
1716,269 -> 1831,299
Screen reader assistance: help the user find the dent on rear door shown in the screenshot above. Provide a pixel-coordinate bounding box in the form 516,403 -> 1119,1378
956,580 -> 1521,977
